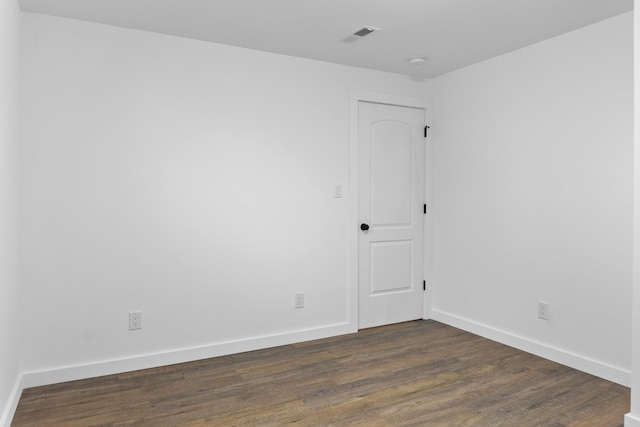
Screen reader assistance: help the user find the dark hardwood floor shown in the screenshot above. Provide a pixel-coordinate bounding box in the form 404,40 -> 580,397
12,320 -> 629,426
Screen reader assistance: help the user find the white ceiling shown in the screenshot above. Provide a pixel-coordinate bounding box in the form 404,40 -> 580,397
18,0 -> 633,78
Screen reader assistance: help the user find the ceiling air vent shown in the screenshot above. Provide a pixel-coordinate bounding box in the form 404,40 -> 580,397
342,26 -> 380,43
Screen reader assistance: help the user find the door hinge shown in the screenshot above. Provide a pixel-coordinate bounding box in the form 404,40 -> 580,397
423,280 -> 426,291
424,204 -> 427,214
424,125 -> 430,138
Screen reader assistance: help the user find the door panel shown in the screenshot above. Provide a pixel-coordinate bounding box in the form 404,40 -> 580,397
358,101 -> 424,329
370,121 -> 413,227
370,240 -> 413,295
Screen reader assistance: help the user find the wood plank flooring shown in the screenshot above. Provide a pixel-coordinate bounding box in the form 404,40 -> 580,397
12,320 -> 629,426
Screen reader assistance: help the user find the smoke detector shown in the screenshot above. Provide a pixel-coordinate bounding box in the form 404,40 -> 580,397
342,26 -> 381,43
408,56 -> 427,65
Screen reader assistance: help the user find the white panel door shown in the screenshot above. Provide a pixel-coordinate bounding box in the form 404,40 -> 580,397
358,101 -> 424,329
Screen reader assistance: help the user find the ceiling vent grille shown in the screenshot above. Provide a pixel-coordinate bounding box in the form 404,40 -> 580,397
342,26 -> 380,43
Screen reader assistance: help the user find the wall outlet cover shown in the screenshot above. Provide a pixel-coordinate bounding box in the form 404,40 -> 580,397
129,311 -> 142,330
538,302 -> 549,321
295,293 -> 304,309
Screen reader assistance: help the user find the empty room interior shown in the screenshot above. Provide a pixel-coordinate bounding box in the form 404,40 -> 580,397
1,0 -> 640,425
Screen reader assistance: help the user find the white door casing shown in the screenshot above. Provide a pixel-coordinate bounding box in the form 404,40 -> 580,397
357,101 -> 425,329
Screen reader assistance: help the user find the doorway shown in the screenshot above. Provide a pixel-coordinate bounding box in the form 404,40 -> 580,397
353,96 -> 427,329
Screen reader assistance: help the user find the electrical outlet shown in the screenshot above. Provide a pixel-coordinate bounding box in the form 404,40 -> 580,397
538,302 -> 549,321
129,311 -> 142,330
295,293 -> 304,309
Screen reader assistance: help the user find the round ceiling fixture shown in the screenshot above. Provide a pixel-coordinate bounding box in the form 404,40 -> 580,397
408,56 -> 427,65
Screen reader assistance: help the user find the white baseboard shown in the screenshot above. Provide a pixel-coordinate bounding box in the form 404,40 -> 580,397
0,374 -> 23,427
625,413 -> 640,427
21,322 -> 355,389
432,309 -> 631,387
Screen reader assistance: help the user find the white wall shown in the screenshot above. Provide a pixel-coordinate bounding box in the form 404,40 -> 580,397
627,5 -> 639,426
19,12 -> 431,384
431,12 -> 634,385
0,0 -> 22,425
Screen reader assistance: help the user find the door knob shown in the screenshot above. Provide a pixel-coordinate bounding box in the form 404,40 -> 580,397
360,223 -> 370,231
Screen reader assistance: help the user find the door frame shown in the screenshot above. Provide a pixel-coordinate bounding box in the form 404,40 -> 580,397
348,90 -> 432,330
